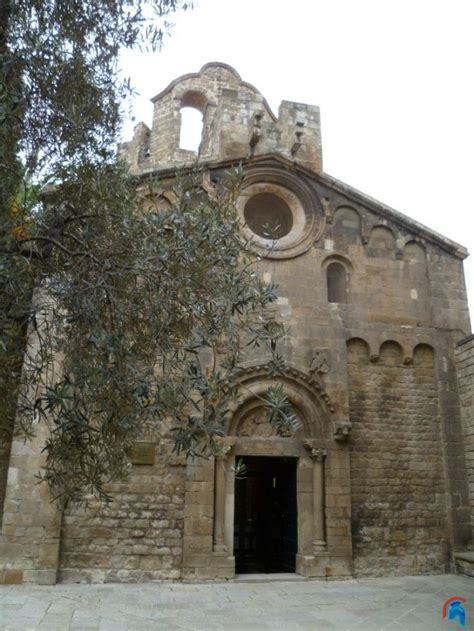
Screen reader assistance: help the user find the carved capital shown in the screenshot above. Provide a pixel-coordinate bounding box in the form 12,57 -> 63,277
213,436 -> 235,459
303,441 -> 326,461
215,446 -> 231,460
310,448 -> 326,461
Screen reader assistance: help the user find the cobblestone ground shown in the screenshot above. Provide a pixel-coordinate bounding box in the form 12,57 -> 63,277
0,574 -> 473,630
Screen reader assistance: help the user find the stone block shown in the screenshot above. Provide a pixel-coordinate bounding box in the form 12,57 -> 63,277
2,569 -> 23,584
23,569 -> 57,585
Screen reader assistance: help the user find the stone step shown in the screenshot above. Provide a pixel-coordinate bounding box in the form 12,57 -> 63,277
235,572 -> 309,583
453,551 -> 474,578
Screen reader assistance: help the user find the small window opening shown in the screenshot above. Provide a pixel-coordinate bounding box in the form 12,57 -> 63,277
327,262 -> 347,303
179,107 -> 203,152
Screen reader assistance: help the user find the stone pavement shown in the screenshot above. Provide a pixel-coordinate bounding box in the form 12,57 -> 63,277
0,574 -> 473,630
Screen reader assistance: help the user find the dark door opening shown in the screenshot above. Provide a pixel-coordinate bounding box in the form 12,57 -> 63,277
234,456 -> 297,573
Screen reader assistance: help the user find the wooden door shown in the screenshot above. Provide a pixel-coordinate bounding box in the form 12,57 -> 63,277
234,456 -> 297,573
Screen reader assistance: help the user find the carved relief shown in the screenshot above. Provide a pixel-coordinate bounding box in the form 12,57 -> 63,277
334,420 -> 352,441
309,350 -> 330,375
238,407 -> 294,438
231,361 -> 336,415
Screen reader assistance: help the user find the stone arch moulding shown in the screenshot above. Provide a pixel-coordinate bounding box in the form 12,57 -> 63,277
227,362 -> 335,439
199,362 -> 354,579
237,166 -> 325,259
179,89 -> 208,113
322,253 -> 354,272
403,239 -> 427,261
346,336 -> 371,356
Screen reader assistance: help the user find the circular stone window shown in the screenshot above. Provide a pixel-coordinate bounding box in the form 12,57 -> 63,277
236,170 -> 324,259
238,182 -> 314,258
244,193 -> 293,240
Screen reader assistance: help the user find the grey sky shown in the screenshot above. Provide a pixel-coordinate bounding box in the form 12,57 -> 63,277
120,0 -> 474,326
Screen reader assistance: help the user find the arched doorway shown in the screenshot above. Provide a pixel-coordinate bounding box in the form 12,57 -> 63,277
181,365 -> 353,579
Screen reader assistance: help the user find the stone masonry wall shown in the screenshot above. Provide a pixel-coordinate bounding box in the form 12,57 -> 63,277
59,432 -> 186,583
347,339 -> 449,576
456,334 -> 474,541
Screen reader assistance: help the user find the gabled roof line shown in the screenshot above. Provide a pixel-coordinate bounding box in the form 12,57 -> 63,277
317,170 -> 468,260
243,155 -> 468,259
134,153 -> 468,260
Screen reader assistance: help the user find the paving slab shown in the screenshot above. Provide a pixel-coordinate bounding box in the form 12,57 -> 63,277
0,574 -> 472,630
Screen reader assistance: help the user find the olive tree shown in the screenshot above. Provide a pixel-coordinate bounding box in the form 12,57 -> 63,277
0,1 -> 293,503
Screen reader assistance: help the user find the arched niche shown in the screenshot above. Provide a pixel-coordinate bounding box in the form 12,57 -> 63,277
379,340 -> 403,366
413,343 -> 435,367
347,337 -> 370,365
333,206 -> 361,248
366,225 -> 396,257
403,240 -> 426,263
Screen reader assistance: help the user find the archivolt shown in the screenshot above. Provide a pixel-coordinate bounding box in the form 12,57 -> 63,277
227,362 -> 334,439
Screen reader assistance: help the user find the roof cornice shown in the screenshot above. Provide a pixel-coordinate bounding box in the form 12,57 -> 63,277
133,153 -> 468,260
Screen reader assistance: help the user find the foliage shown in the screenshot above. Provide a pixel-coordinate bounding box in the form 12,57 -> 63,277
0,1 -> 293,504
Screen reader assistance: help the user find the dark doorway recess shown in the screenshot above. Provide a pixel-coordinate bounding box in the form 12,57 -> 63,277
234,456 -> 297,573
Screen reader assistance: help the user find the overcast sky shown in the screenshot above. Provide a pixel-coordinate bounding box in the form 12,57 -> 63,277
120,0 -> 474,327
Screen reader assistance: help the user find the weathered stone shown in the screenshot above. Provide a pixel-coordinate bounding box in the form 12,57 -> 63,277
0,62 -> 472,583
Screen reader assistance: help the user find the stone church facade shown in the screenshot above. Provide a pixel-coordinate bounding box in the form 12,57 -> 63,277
0,63 -> 473,584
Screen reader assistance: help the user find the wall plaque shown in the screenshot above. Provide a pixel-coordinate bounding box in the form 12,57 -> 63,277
130,442 -> 155,465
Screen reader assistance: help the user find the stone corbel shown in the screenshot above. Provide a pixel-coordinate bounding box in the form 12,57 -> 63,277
334,419 -> 352,442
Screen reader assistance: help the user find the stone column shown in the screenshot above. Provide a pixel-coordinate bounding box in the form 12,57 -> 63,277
309,448 -> 327,552
213,446 -> 231,553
